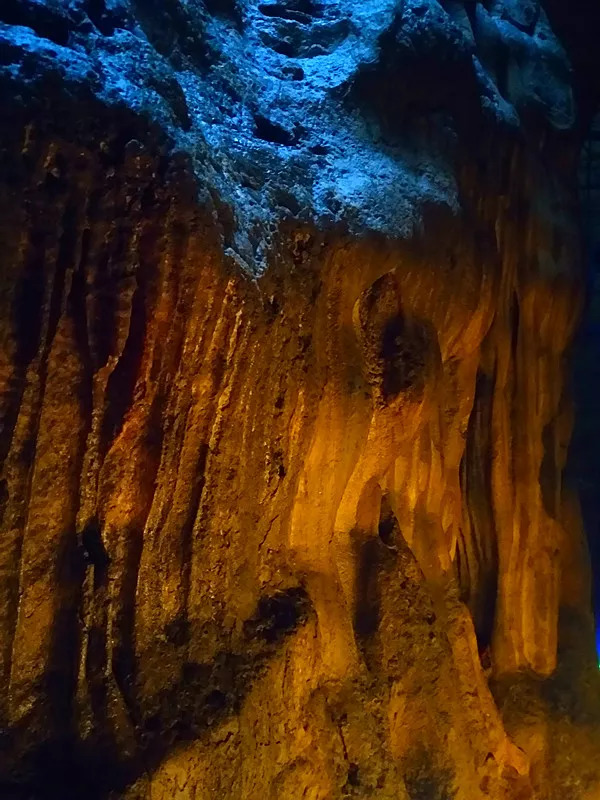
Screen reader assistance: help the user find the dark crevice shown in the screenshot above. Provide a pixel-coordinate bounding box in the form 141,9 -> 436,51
44,529 -> 87,775
100,209 -> 156,454
111,525 -> 150,729
459,370 -> 498,652
1,228 -> 47,469
354,537 -> 381,642
36,304 -> 92,800
454,532 -> 467,602
204,0 -> 243,26
0,387 -> 25,476
353,495 -> 401,658
147,74 -> 191,131
90,254 -> 116,371
510,290 -> 520,360
85,0 -> 115,36
254,114 -> 296,146
380,315 -> 430,398
130,0 -> 213,70
14,232 -> 46,369
258,4 -> 313,24
100,280 -> 143,448
80,519 -> 110,590
271,39 -> 296,56
177,441 -> 209,631
43,200 -> 76,354
68,233 -> 94,411
0,479 -> 8,529
345,761 -> 360,788
349,5 -> 483,145
464,1 -> 477,33
540,418 -> 559,519
0,1 -> 71,47
243,586 -> 311,644
378,494 -> 401,549
2,195 -> 87,737
84,0 -> 132,37
357,274 -> 433,403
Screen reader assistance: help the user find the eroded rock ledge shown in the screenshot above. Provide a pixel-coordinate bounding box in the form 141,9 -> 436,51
0,1 -> 599,799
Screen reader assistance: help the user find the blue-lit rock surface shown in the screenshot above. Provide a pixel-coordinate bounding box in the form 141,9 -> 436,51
0,2 -> 599,799
0,0 -> 575,268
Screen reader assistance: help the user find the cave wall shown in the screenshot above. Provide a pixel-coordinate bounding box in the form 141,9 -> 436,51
0,2 -> 599,799
570,115 -> 600,650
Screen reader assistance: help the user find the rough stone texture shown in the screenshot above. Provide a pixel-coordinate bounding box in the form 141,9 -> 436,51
0,1 -> 599,799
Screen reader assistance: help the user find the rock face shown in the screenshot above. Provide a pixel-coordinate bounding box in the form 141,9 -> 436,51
0,1 -> 599,798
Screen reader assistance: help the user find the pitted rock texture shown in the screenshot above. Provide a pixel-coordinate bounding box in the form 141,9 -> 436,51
0,2 -> 599,800
0,0 -> 575,269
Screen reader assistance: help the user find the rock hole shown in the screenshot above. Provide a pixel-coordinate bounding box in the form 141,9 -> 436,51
80,519 -> 110,588
347,762 -> 360,787
378,494 -> 400,548
205,689 -> 227,711
272,38 -> 296,56
357,274 -> 434,403
244,587 -> 311,643
282,65 -> 305,80
254,114 -> 295,146
380,315 -> 429,398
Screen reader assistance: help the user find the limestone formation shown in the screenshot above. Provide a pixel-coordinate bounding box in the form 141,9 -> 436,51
0,1 -> 599,798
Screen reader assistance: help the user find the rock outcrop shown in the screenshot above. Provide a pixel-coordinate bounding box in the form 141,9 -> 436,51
0,1 -> 599,798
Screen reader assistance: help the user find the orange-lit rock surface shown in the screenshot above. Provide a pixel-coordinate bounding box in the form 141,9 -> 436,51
1,1 -> 600,799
